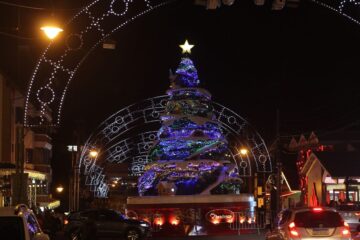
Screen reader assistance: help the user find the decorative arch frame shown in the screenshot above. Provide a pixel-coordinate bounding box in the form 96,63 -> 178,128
79,95 -> 272,197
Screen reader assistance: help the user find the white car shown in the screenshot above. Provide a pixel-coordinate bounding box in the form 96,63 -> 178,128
0,204 -> 49,240
266,207 -> 351,240
337,203 -> 360,232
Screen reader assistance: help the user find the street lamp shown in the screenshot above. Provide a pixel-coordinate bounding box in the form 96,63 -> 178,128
56,185 -> 64,193
239,148 -> 249,156
40,25 -> 63,40
89,149 -> 99,158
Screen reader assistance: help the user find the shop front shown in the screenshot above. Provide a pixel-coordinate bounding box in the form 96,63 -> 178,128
126,194 -> 260,236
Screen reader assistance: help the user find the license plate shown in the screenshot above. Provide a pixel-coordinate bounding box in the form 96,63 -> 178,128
312,228 -> 329,236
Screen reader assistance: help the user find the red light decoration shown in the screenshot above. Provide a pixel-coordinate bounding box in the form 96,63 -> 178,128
169,215 -> 180,226
206,209 -> 235,225
212,219 -> 220,225
154,217 -> 164,226
226,217 -> 234,223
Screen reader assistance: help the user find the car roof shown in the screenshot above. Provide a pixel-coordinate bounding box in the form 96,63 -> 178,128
0,207 -> 19,216
283,207 -> 338,213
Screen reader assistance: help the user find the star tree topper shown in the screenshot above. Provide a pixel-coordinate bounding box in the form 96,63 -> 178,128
180,40 -> 194,54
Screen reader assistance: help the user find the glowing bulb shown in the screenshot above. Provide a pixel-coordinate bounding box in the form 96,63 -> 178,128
239,148 -> 248,155
56,185 -> 64,193
89,150 -> 99,158
41,26 -> 63,40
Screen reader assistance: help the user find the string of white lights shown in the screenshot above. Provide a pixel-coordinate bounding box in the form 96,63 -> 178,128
311,0 -> 360,26
24,0 -> 176,127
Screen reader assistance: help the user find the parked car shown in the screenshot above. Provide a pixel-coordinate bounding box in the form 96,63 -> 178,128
337,203 -> 360,232
353,225 -> 360,240
265,207 -> 351,240
64,209 -> 151,240
0,204 -> 50,240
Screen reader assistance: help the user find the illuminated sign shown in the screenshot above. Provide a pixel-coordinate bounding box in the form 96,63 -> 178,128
206,209 -> 235,224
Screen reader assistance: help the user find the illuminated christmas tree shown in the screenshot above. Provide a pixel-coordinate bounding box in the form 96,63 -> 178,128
138,41 -> 240,196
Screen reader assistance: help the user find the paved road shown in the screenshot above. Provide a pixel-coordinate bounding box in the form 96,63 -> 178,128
156,234 -> 265,240
55,232 -> 265,240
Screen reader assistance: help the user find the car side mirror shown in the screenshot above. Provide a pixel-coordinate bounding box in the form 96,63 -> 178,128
33,233 -> 50,240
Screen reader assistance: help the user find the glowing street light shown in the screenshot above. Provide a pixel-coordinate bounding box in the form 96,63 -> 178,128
89,150 -> 99,158
56,185 -> 64,193
239,148 -> 248,156
41,26 -> 63,40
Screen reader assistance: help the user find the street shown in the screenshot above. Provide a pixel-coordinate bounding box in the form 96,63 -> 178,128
54,232 -> 266,240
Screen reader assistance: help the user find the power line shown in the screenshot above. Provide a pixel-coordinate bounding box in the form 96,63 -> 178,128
0,1 -> 46,10
0,1 -> 81,11
0,30 -> 34,40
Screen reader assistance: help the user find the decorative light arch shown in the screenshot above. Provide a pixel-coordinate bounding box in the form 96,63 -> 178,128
79,95 -> 272,197
24,0 -> 360,127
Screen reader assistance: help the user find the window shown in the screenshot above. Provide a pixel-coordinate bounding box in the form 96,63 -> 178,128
0,216 -> 25,240
98,210 -> 122,221
294,210 -> 343,228
80,211 -> 98,220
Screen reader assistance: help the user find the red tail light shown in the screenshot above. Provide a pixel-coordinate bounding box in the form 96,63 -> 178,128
342,222 -> 350,236
289,222 -> 300,237
342,229 -> 350,236
312,207 -> 323,212
290,230 -> 299,237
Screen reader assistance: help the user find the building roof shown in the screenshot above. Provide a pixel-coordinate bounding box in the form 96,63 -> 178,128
314,151 -> 360,178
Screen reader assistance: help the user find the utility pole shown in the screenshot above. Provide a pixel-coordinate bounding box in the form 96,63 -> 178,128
275,109 -> 282,214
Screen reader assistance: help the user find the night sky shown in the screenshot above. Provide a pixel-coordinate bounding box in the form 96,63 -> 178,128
1,0 -> 360,192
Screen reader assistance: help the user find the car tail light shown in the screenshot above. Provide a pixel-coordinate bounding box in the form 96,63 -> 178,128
355,212 -> 360,216
290,230 -> 299,237
289,222 -> 300,237
312,207 -> 323,212
342,229 -> 350,236
342,221 -> 350,237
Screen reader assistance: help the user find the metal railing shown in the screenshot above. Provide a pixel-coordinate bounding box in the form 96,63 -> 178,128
229,211 -> 266,234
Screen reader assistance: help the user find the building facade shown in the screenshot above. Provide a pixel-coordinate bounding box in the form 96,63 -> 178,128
281,131 -> 360,207
0,72 -> 58,209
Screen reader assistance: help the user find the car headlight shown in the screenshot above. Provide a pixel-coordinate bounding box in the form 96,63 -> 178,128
140,223 -> 149,227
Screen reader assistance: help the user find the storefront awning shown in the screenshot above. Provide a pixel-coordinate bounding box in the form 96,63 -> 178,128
36,195 -> 60,209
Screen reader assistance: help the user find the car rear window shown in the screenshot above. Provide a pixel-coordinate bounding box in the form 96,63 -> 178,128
294,210 -> 344,228
0,216 -> 25,240
337,204 -> 360,211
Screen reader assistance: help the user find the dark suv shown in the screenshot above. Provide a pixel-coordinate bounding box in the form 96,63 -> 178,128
64,209 -> 151,240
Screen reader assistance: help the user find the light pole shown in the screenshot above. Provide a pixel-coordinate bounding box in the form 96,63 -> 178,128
67,145 -> 77,211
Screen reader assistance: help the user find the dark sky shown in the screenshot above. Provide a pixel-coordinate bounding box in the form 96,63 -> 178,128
1,0 -> 360,190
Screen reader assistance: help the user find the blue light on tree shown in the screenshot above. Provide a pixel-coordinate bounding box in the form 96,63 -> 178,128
138,42 -> 241,196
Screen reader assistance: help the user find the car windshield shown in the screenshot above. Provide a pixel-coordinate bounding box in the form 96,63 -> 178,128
294,210 -> 344,228
0,216 -> 26,240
